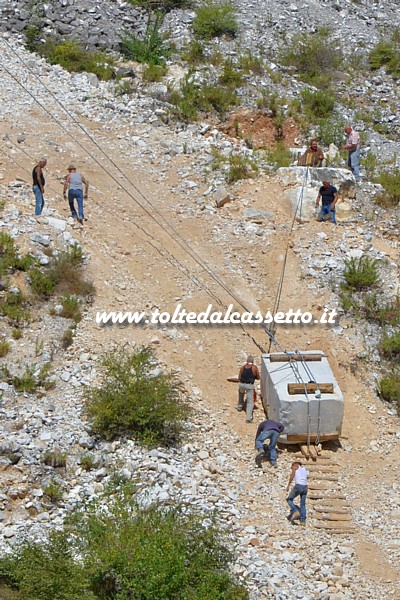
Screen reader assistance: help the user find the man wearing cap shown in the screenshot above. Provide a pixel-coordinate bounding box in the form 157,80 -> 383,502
32,158 -> 47,216
63,165 -> 89,224
237,355 -> 260,423
254,419 -> 284,468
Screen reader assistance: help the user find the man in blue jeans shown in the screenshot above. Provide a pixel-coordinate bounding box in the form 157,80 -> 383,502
63,164 -> 89,225
254,419 -> 284,468
286,462 -> 308,526
315,180 -> 338,225
32,158 -> 47,216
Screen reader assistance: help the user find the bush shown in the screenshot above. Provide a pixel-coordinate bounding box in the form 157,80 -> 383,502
369,31 -> 400,78
120,14 -> 173,65
142,62 -> 168,82
0,497 -> 249,600
362,293 -> 400,326
226,154 -> 258,183
238,51 -> 265,75
84,347 -> 190,445
10,363 -> 55,394
30,246 -> 94,299
31,37 -> 115,80
58,294 -> 82,323
0,292 -> 30,325
0,339 -> 10,358
192,2 -> 238,40
220,58 -> 244,88
280,27 -> 343,88
61,327 -> 75,350
170,73 -> 239,121
181,39 -> 206,64
79,454 -> 96,471
301,88 -> 336,120
43,450 -> 67,468
341,256 -> 380,291
317,114 -> 345,146
379,332 -> 400,359
373,168 -> 400,207
379,374 -> 400,406
264,141 -> 292,168
0,233 -> 34,275
42,479 -> 63,503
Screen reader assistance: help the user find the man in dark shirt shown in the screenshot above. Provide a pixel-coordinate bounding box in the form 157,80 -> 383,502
32,158 -> 47,216
315,180 -> 338,225
255,419 -> 284,468
237,355 -> 260,423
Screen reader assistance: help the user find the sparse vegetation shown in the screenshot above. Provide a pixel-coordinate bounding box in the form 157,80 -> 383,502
264,141 -> 292,168
369,30 -> 400,78
239,51 -> 265,76
181,39 -> 206,64
2,363 -> 55,394
226,153 -> 258,183
120,14 -> 173,65
142,62 -> 168,82
301,88 -> 336,120
128,0 -> 192,10
58,294 -> 82,323
0,339 -> 11,358
280,28 -> 343,88
379,332 -> 400,359
42,478 -> 63,503
379,374 -> 400,407
24,35 -> 115,80
0,495 -> 249,600
317,115 -> 345,147
0,292 -> 30,325
30,245 -> 94,299
43,450 -> 67,468
61,327 -> 75,350
373,168 -> 400,207
0,232 -> 35,275
192,2 -> 238,40
79,453 -> 96,471
341,256 -> 380,292
84,346 -> 190,446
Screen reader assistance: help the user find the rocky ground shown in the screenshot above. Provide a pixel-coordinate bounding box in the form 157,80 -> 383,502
0,15 -> 400,600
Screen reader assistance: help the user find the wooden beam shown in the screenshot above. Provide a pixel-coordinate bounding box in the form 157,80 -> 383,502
288,433 -> 340,442
315,514 -> 352,522
269,353 -> 323,362
314,522 -> 356,530
300,445 -> 310,459
308,493 -> 346,500
309,475 -> 339,482
287,383 -> 334,395
313,507 -> 350,514
308,445 -> 318,460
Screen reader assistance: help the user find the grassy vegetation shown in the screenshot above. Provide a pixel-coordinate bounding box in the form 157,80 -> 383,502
369,29 -> 400,78
57,294 -> 82,323
42,479 -> 63,504
120,14 -> 173,65
169,71 -> 239,121
301,88 -> 336,120
192,2 -> 238,40
280,27 -> 343,88
0,292 -> 30,326
379,332 -> 400,359
226,154 -> 258,183
79,453 -> 96,471
341,257 -> 380,292
0,232 -> 35,275
373,168 -> 400,207
30,245 -> 94,300
8,363 -> 55,394
24,30 -> 115,80
84,347 -> 190,446
0,339 -> 10,358
379,374 -> 400,408
181,39 -> 206,64
264,141 -> 292,168
362,293 -> 400,327
128,0 -> 192,10
43,450 -> 67,468
0,495 -> 248,600
61,327 -> 75,350
142,62 -> 168,82
317,115 -> 345,147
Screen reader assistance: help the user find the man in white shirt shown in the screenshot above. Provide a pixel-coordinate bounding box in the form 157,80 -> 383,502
286,462 -> 308,526
342,125 -> 361,179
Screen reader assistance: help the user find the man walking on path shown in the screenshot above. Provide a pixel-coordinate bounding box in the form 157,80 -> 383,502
255,419 -> 284,467
63,164 -> 89,224
315,180 -> 338,225
237,355 -> 260,423
32,158 -> 47,216
342,125 -> 361,179
286,462 -> 308,526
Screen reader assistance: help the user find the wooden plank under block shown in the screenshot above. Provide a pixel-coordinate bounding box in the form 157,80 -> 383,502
269,353 -> 323,362
288,383 -> 334,395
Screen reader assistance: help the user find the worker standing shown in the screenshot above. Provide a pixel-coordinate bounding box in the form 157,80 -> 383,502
286,462 -> 308,526
237,355 -> 260,423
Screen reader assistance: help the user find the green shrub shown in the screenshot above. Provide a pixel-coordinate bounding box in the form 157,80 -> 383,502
36,38 -> 115,80
42,479 -> 63,503
301,88 -> 336,120
379,332 -> 400,359
264,141 -> 292,168
181,39 -> 206,64
142,62 -> 168,82
238,51 -> 265,75
362,293 -> 400,326
280,27 -> 343,88
341,256 -> 380,291
11,328 -> 23,340
0,339 -> 10,358
43,450 -> 67,468
0,233 -> 34,275
11,363 -> 55,394
226,154 -> 258,183
79,453 -> 96,471
120,14 -> 173,65
220,58 -> 244,88
369,31 -> 400,78
30,246 -> 94,299
0,292 -> 30,325
317,114 -> 345,146
192,2 -> 238,40
84,347 -> 190,445
61,327 -> 75,350
170,73 -> 239,121
0,497 -> 248,600
373,168 -> 400,207
58,294 -> 82,323
379,374 -> 400,406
